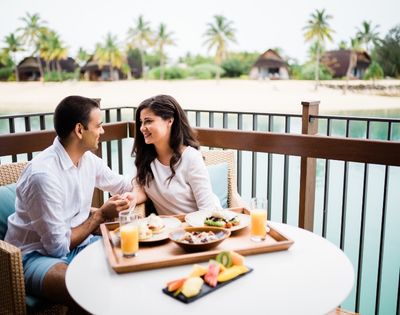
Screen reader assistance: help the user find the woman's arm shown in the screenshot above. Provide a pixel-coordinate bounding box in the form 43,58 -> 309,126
133,181 -> 147,204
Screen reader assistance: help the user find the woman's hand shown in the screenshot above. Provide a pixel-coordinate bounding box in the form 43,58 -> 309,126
121,192 -> 137,211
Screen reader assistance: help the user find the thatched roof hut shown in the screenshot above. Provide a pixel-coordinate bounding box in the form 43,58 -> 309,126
80,57 -> 126,81
321,50 -> 371,78
80,55 -> 142,81
250,49 -> 289,79
17,57 -> 78,81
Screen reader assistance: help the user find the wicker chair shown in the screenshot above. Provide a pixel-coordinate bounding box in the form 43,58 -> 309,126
202,150 -> 246,208
0,162 -> 67,315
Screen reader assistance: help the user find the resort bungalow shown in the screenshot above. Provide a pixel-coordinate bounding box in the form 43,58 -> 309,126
80,56 -> 142,81
80,58 -> 122,81
321,50 -> 371,79
17,57 -> 78,81
249,49 -> 289,80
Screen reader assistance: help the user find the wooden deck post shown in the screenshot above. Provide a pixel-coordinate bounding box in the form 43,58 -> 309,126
299,101 -> 320,231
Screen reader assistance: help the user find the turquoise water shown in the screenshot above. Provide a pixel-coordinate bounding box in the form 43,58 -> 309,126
0,108 -> 399,314
188,108 -> 400,315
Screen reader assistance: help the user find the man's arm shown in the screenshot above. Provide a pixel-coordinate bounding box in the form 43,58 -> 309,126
69,195 -> 130,250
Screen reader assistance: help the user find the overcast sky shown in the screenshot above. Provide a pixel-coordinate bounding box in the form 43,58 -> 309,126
1,0 -> 399,63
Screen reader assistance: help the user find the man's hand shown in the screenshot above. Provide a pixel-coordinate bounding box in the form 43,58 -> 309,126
121,192 -> 137,210
100,194 -> 130,220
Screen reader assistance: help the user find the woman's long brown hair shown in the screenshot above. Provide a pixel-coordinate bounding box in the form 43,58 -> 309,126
132,95 -> 199,186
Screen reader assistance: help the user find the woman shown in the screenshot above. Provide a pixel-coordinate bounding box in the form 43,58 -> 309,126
132,94 -> 220,215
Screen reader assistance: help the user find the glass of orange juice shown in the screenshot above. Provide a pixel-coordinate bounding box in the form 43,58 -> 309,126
119,210 -> 140,257
250,197 -> 268,242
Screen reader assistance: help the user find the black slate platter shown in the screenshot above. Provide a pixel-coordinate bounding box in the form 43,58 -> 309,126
162,267 -> 253,304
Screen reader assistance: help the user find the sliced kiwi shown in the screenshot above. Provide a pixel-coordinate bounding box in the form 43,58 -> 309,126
216,251 -> 232,268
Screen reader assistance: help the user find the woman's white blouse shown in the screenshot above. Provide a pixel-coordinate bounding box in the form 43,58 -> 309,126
143,147 -> 220,215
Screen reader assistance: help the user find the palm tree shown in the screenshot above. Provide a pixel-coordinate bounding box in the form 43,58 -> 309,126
76,47 -> 89,80
303,9 -> 334,90
203,15 -> 237,81
38,30 -> 68,81
76,47 -> 89,67
154,23 -> 175,80
94,33 -> 124,81
308,41 -> 325,63
50,33 -> 68,81
127,15 -> 152,79
38,30 -> 52,73
356,21 -> 380,53
18,12 -> 47,81
4,33 -> 23,81
344,37 -> 362,94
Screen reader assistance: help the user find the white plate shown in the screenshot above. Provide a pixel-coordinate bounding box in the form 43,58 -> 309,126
110,216 -> 182,245
139,216 -> 182,242
185,210 -> 250,232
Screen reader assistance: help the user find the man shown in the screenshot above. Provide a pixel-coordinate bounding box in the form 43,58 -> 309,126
5,95 -> 134,306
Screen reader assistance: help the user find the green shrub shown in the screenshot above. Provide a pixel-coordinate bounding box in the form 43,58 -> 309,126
226,52 -> 259,74
188,63 -> 225,79
299,62 -> 333,80
221,59 -> 244,77
179,54 -> 214,66
363,61 -> 384,80
374,24 -> 400,77
44,71 -> 76,82
0,67 -> 13,81
289,64 -> 303,80
148,66 -> 188,80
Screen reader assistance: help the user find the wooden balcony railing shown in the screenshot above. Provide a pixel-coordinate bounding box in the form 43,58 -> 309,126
1,112 -> 399,231
1,102 -> 399,315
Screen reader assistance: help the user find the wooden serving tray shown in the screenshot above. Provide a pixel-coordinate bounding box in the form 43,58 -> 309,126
100,207 -> 294,274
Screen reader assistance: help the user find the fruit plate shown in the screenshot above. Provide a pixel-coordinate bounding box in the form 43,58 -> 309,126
162,267 -> 253,304
185,210 -> 250,232
169,226 -> 231,252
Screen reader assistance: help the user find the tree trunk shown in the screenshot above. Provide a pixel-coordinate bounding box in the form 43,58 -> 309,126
344,51 -> 357,95
57,60 -> 62,81
110,64 -> 114,81
315,45 -> 320,91
140,49 -> 146,80
215,50 -> 221,83
36,55 -> 44,82
13,54 -> 19,82
160,51 -> 164,80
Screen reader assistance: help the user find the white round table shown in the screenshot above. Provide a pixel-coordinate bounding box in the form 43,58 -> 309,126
66,222 -> 354,315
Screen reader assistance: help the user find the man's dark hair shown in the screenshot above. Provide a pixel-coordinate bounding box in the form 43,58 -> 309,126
54,96 -> 100,140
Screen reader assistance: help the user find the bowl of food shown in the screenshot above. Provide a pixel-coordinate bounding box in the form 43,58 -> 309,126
169,226 -> 231,253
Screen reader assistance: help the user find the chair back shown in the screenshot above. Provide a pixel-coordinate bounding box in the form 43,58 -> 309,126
0,162 -> 27,314
201,150 -> 237,208
0,162 -> 28,186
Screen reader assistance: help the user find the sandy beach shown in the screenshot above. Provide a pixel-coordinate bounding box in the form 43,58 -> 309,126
0,80 -> 399,115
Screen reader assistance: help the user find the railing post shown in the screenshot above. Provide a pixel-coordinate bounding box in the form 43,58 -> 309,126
299,101 -> 320,231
